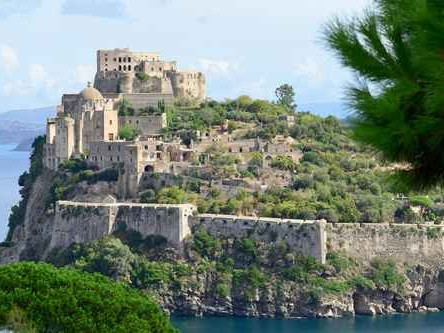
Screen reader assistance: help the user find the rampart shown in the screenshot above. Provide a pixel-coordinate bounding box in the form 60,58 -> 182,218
50,201 -> 196,252
48,201 -> 444,267
194,214 -> 326,263
326,223 -> 444,266
49,201 -> 327,262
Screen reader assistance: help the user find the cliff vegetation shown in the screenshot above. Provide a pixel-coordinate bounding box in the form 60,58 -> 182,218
0,262 -> 177,332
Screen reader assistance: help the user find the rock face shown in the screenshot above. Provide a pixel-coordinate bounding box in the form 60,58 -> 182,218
1,170 -> 56,264
0,172 -> 120,265
149,266 -> 444,318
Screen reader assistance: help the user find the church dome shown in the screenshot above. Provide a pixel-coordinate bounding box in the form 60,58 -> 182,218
80,82 -> 103,101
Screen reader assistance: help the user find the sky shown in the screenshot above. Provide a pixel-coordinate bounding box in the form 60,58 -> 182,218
0,0 -> 370,115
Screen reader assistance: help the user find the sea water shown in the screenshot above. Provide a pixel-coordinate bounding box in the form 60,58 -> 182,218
0,144 -> 29,241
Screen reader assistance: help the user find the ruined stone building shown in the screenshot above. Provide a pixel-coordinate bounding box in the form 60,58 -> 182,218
94,48 -> 206,102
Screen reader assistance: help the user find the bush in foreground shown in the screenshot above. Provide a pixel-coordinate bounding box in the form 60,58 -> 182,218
0,262 -> 177,333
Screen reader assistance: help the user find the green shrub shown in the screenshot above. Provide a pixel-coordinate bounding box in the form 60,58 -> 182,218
0,262 -> 177,333
215,283 -> 230,298
156,186 -> 190,204
140,189 -> 156,203
370,260 -> 405,289
410,196 -> 434,208
238,238 -> 257,259
59,158 -> 89,173
193,230 -> 222,258
311,277 -> 351,294
349,275 -> 375,290
119,125 -> 140,141
135,72 -> 149,81
326,252 -> 353,273
305,287 -> 323,305
270,155 -> 296,171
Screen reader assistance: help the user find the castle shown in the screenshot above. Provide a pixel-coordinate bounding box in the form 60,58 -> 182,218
44,49 -> 204,197
95,48 -> 206,101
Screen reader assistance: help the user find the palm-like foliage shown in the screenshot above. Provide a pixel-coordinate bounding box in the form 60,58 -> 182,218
324,0 -> 444,189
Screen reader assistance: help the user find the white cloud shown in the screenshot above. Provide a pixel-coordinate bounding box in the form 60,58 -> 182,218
198,58 -> 237,76
73,64 -> 95,85
30,64 -> 55,89
2,64 -> 54,96
294,58 -> 324,84
2,80 -> 27,97
62,0 -> 126,18
0,45 -> 19,73
0,0 -> 42,19
232,77 -> 268,99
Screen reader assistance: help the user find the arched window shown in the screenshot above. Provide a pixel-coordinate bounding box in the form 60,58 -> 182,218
123,65 -> 126,71
119,65 -> 122,71
144,165 -> 154,173
128,65 -> 131,71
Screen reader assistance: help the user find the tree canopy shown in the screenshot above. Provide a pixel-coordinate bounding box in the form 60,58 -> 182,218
324,0 -> 444,189
0,262 -> 177,332
275,84 -> 297,111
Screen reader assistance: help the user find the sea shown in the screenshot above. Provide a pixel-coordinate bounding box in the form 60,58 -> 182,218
173,313 -> 444,332
0,144 -> 29,241
1,143 -> 444,332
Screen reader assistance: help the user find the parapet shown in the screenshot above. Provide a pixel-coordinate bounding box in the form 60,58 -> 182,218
51,201 -> 326,263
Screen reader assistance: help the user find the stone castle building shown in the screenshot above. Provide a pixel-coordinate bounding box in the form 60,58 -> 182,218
94,48 -> 206,102
43,48 -> 202,195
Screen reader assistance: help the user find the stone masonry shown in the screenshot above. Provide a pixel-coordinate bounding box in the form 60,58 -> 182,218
50,200 -> 327,262
47,201 -> 444,267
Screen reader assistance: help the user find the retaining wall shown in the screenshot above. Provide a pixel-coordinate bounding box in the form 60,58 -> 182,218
326,223 -> 444,266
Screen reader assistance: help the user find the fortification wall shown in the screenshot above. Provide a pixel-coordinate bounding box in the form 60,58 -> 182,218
94,72 -> 122,93
118,114 -> 166,136
48,201 -> 327,263
192,214 -> 326,263
47,201 -> 444,267
49,201 -> 196,252
122,93 -> 174,109
131,76 -> 162,94
326,223 -> 444,266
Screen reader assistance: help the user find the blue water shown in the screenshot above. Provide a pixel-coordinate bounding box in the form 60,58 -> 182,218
0,144 -> 29,241
173,313 -> 444,332
1,144 -> 444,332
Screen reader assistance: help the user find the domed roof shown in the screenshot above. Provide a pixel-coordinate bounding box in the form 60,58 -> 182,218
80,82 -> 103,101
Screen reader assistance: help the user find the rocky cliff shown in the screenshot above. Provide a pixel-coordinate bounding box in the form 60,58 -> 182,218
152,264 -> 443,318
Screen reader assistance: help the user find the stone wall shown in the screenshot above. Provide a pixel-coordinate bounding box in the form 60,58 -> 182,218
326,223 -> 444,266
44,200 -> 444,267
193,214 -> 326,263
47,201 -> 327,263
49,201 -> 196,252
122,93 -> 174,109
118,113 -> 166,136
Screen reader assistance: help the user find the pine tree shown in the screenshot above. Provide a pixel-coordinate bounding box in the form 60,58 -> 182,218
324,0 -> 444,189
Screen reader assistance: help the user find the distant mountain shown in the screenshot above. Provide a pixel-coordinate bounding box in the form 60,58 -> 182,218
13,137 -> 36,152
0,106 -> 55,124
299,101 -> 351,119
0,106 -> 54,145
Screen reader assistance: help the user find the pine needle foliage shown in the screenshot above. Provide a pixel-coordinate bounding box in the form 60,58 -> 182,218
324,0 -> 444,189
